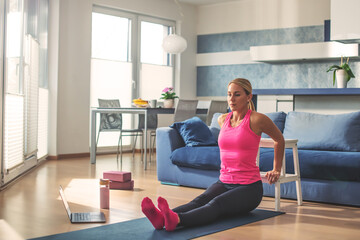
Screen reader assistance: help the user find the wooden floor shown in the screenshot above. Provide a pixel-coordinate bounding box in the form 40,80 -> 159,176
0,153 -> 359,240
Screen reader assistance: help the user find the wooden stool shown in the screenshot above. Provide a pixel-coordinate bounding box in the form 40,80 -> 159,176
257,138 -> 303,211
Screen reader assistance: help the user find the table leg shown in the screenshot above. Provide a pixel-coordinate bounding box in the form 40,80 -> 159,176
144,111 -> 147,170
90,110 -> 97,164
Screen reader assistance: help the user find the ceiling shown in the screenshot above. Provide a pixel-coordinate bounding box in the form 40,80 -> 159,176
176,0 -> 238,6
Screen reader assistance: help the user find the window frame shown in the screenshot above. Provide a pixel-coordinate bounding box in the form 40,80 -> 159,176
0,0 -> 5,184
92,5 -> 176,99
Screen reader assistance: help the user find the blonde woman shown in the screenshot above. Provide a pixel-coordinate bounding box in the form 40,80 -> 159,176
141,78 -> 285,231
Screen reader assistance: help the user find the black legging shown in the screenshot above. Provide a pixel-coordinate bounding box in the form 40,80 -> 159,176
173,180 -> 263,227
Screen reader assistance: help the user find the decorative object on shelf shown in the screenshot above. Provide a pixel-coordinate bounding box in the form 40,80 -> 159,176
335,70 -> 348,88
160,87 -> 178,108
327,56 -> 355,88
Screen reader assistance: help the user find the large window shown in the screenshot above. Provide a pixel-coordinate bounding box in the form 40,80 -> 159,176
139,18 -> 174,101
1,0 -> 49,185
91,6 -> 175,149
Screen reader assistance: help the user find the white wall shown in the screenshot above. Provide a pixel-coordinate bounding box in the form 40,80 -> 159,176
197,0 -> 330,34
50,0 -> 197,155
48,0 -> 60,156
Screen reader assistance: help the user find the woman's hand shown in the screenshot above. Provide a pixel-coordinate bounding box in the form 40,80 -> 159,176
265,170 -> 280,184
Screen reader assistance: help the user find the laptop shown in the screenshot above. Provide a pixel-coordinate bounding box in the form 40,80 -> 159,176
59,185 -> 106,223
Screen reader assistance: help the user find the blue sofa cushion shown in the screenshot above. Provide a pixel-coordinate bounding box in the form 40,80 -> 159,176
210,112 -> 223,129
170,146 -> 221,170
259,148 -> 360,182
209,127 -> 220,141
283,111 -> 360,151
170,117 -> 218,147
261,111 -> 287,138
209,112 -> 223,140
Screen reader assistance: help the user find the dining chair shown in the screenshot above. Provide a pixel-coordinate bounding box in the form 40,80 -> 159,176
173,99 -> 199,122
206,100 -> 228,126
97,99 -> 143,167
138,113 -> 158,162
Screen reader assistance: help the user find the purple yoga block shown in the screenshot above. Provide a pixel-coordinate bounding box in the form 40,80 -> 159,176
103,171 -> 131,182
109,180 -> 134,190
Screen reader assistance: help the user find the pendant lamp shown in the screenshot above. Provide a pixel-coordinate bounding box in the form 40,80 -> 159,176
162,33 -> 187,54
162,0 -> 187,54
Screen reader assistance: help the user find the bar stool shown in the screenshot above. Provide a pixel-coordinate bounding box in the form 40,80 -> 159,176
256,138 -> 303,211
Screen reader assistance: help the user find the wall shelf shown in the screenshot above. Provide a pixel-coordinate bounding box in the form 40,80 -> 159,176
250,42 -> 359,62
253,88 -> 360,96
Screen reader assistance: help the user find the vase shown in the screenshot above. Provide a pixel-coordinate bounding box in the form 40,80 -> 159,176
163,99 -> 174,108
336,69 -> 348,88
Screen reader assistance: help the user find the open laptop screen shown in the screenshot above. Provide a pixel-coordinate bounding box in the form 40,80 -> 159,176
59,185 -> 72,219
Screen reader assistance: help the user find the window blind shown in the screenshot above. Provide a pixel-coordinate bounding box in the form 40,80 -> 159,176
4,94 -> 24,170
24,34 -> 39,158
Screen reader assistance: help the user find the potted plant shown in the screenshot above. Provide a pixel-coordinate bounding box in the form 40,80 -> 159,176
327,56 -> 355,88
160,87 -> 178,108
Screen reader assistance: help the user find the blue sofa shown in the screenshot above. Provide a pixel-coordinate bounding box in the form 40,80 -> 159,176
156,111 -> 360,207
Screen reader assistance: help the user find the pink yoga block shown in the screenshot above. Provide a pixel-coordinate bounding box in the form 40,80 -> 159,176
109,180 -> 134,190
103,171 -> 131,182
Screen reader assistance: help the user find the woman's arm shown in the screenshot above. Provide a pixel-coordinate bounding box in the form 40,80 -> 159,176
252,113 -> 285,184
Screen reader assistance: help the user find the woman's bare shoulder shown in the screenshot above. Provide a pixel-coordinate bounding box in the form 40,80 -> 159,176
250,111 -> 267,121
250,111 -> 271,127
218,113 -> 229,128
248,111 -> 268,135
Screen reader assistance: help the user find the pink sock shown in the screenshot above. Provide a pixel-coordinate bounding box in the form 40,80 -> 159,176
157,196 -> 179,231
141,197 -> 164,230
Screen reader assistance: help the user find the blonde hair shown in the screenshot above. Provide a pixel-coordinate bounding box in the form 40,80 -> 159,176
228,78 -> 255,111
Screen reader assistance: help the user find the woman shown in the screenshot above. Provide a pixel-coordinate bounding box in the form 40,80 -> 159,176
141,78 -> 285,231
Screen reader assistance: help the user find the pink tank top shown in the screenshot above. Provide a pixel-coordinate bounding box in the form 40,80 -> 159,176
218,109 -> 261,184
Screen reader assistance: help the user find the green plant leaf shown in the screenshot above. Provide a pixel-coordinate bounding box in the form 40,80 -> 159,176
342,63 -> 355,78
328,58 -> 355,84
327,65 -> 341,72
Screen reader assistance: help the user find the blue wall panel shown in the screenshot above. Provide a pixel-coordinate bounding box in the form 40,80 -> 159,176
197,24 -> 360,96
197,25 -> 324,53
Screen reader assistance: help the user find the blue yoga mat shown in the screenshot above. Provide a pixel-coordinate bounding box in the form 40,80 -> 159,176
29,209 -> 284,240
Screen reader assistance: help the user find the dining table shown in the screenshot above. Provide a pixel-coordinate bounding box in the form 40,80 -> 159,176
90,107 -> 208,170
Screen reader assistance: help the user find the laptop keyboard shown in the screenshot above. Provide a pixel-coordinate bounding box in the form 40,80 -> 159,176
73,213 -> 91,222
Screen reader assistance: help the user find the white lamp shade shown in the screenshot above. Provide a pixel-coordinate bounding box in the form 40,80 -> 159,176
162,34 -> 187,54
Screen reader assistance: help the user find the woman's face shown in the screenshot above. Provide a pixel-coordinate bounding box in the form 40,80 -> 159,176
227,83 -> 252,112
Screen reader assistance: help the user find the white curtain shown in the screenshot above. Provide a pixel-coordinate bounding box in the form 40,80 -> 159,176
4,94 -> 24,170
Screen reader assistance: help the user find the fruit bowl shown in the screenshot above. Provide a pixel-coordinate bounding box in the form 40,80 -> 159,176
132,98 -> 149,108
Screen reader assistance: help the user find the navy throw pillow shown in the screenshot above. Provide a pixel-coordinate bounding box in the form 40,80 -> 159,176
262,111 -> 287,138
170,117 -> 218,147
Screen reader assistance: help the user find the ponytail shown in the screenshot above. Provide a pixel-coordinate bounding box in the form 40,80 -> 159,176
248,100 -> 255,111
